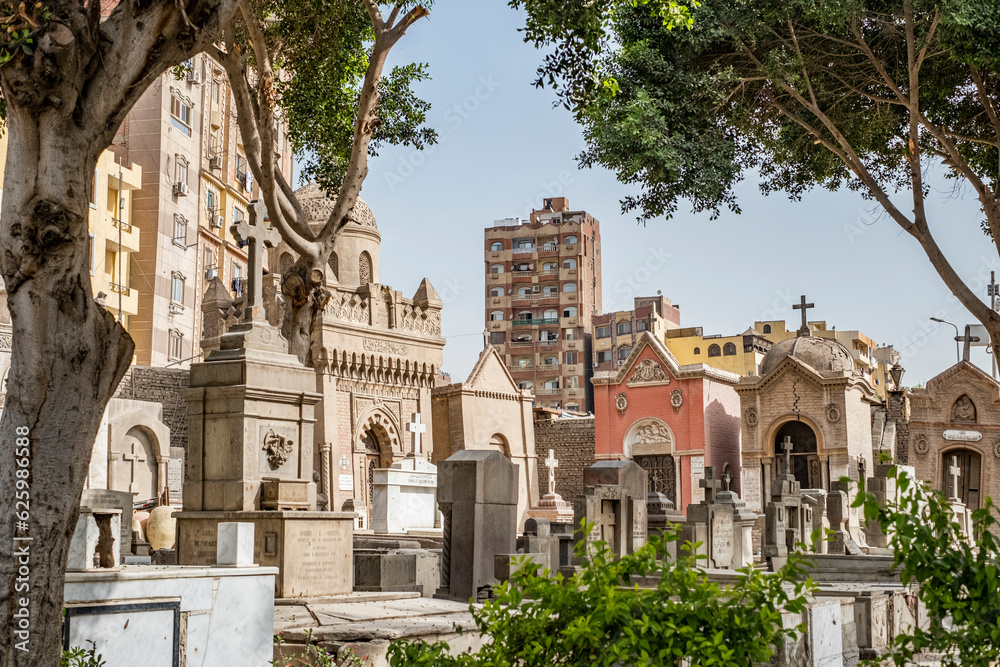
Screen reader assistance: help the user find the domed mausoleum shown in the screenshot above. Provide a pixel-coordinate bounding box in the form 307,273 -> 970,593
735,323 -> 877,515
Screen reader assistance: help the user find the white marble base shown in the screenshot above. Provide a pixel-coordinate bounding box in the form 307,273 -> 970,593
64,565 -> 277,666
217,522 -> 255,567
372,457 -> 438,534
67,509 -> 122,572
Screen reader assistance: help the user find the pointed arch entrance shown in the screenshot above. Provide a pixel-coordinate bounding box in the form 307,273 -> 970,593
354,410 -> 400,528
623,417 -> 677,506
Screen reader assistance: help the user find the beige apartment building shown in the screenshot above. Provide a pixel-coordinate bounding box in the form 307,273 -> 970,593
592,295 -> 681,373
128,55 -> 292,368
485,197 -> 602,412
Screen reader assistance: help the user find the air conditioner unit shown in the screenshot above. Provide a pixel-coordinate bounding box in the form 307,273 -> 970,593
205,268 -> 218,280
173,182 -> 188,196
187,70 -> 202,85
532,285 -> 540,293
208,155 -> 222,170
210,215 -> 224,229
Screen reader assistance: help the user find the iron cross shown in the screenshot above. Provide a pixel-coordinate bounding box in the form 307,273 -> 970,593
232,198 -> 280,324
793,295 -> 814,336
955,324 -> 981,363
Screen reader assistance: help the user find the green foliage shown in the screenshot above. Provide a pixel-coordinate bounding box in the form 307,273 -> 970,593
856,466 -> 1000,666
271,629 -> 365,667
0,2 -> 52,68
386,527 -> 815,666
518,0 -> 1000,223
60,641 -> 105,667
252,0 -> 437,191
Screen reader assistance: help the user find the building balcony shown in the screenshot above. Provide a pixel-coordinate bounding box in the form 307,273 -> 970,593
539,361 -> 560,369
535,388 -> 561,395
95,277 -> 138,316
538,340 -> 560,347
513,318 -> 558,326
508,340 -> 534,348
512,271 -> 534,278
512,247 -> 535,255
107,217 -> 140,253
510,363 -> 534,371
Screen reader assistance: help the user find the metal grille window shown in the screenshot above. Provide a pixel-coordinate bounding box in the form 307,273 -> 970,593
634,455 -> 676,501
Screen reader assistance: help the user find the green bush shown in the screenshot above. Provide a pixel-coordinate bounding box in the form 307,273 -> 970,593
387,527 -> 814,666
60,641 -> 105,667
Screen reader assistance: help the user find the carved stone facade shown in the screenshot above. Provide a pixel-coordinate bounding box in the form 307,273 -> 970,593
907,361 -> 1000,511
592,332 -> 742,512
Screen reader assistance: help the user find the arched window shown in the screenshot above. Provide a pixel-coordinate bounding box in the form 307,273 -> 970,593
543,309 -> 559,319
618,347 -> 632,360
490,241 -> 503,251
952,395 -> 977,423
564,235 -> 578,244
565,404 -> 579,411
723,342 -> 737,356
544,355 -> 558,366
708,344 -> 721,357
490,310 -> 504,321
543,379 -> 559,390
543,285 -> 558,295
563,306 -> 578,318
513,333 -> 533,342
519,381 -> 534,391
693,347 -> 701,355
280,252 -> 294,275
359,251 -> 372,285
563,282 -> 577,293
517,357 -> 533,367
518,311 -> 533,321
489,433 -> 510,455
763,324 -> 772,334
517,286 -> 533,296
562,258 -> 577,269
490,264 -> 504,274
490,287 -> 504,297
542,261 -> 558,271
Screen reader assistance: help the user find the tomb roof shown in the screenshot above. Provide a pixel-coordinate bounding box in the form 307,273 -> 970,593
294,182 -> 378,231
760,335 -> 855,377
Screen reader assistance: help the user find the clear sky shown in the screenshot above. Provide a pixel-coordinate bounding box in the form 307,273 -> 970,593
340,0 -> 997,389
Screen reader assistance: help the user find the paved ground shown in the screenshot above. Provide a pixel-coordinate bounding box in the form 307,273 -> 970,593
274,592 -> 482,666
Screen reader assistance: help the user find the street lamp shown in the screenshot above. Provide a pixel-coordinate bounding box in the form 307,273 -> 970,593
889,362 -> 905,390
930,317 -> 961,363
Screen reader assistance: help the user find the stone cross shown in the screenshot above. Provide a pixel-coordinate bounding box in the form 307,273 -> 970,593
955,324 -> 981,363
722,470 -> 731,492
949,455 -> 962,501
231,198 -> 280,324
123,441 -> 147,495
782,436 -> 795,477
793,295 -> 815,336
339,454 -> 349,469
700,467 -> 722,503
544,449 -> 559,495
406,413 -> 426,456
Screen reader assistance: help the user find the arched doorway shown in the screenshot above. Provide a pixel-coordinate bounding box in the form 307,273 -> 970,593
113,426 -> 158,501
623,418 -> 677,506
943,448 -> 982,509
773,420 -> 820,489
357,424 -> 388,529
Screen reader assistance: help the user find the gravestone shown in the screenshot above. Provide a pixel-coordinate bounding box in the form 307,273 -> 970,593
801,489 -> 829,554
765,436 -> 805,564
681,468 -> 756,569
372,413 -> 439,534
167,446 -> 185,507
946,455 -> 971,537
80,489 -> 133,563
576,460 -> 647,558
827,486 -> 860,555
435,449 -> 518,602
67,508 -> 122,572
714,469 -> 758,568
527,449 -> 574,524
865,465 -> 895,551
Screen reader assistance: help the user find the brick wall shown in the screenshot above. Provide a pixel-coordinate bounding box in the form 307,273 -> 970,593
534,415 -> 595,502
115,366 -> 190,451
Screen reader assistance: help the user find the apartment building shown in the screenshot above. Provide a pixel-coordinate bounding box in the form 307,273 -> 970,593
593,295 -> 681,373
485,197 -> 602,412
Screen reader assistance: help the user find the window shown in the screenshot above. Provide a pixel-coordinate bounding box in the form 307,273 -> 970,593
170,272 -> 185,305
490,287 -> 504,297
490,241 -> 503,251
564,235 -> 578,244
637,321 -> 648,332
174,155 -> 189,187
763,324 -> 772,334
517,287 -> 533,296
514,239 -> 534,249
204,247 -> 217,279
232,207 -> 245,224
490,264 -> 504,274
597,350 -> 612,363
693,347 -> 701,355
541,239 -> 557,251
617,321 -> 632,335
723,342 -> 737,356
170,91 -> 193,136
490,331 -> 505,345
562,258 -> 577,269
542,261 -> 557,271
563,306 -> 577,318
517,357 -> 533,367
172,215 -> 188,248
513,333 -> 533,342
211,76 -> 221,104
517,311 -> 533,321
359,251 -> 373,285
232,261 -> 243,283
543,309 -> 558,319
566,404 -> 579,411
88,234 -> 95,274
206,189 -> 217,215
565,352 -> 578,365
490,310 -> 504,321
543,285 -> 558,295
519,381 -> 534,391
564,328 -> 577,340
168,329 -> 184,361
540,330 -> 558,341
328,253 -> 339,280
90,169 -> 97,206
618,347 -> 632,360
543,379 -> 559,390
708,344 -> 721,357
566,376 -> 579,389
544,355 -> 558,366
563,282 -> 577,293
515,263 -> 532,271
596,325 -> 611,339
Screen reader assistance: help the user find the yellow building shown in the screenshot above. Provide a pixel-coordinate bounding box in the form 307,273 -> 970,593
89,148 -> 143,330
663,327 -> 771,377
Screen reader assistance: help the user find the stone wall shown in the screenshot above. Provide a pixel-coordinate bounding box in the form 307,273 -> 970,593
115,366 -> 190,451
534,415 -> 595,502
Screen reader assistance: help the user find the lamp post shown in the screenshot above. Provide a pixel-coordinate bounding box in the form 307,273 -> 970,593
889,362 -> 904,391
930,317 -> 960,363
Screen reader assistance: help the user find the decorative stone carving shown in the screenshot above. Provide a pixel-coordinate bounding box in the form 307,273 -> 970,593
993,436 -> 1000,460
826,403 -> 841,422
262,429 -> 295,469
615,392 -> 628,413
745,407 -> 759,430
633,421 -> 673,446
670,389 -> 683,410
952,395 -> 977,423
914,433 -> 929,456
626,359 -> 670,385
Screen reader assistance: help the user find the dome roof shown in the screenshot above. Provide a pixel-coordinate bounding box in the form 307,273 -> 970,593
294,182 -> 378,231
759,335 -> 856,377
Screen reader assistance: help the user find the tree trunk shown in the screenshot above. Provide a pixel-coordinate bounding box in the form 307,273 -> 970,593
0,108 -> 134,665
280,260 -> 330,365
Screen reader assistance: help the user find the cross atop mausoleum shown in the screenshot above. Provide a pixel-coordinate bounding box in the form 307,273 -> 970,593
948,455 -> 962,501
407,413 -> 426,456
544,449 -> 559,495
700,467 -> 722,503
793,295 -> 815,337
955,324 -> 981,363
781,436 -> 795,477
232,198 -> 280,324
